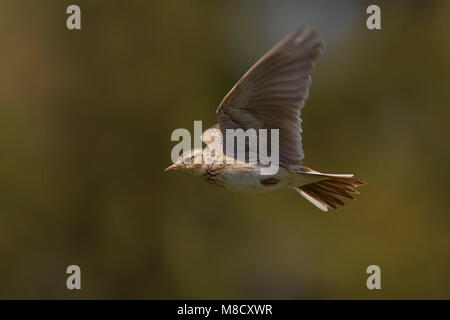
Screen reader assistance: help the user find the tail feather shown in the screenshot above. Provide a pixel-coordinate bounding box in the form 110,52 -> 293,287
320,180 -> 359,194
313,182 -> 355,200
302,185 -> 344,208
296,175 -> 366,212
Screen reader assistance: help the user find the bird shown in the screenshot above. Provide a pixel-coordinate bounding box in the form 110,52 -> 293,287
165,25 -> 365,211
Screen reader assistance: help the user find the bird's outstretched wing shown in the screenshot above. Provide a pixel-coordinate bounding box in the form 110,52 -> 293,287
216,25 -> 323,166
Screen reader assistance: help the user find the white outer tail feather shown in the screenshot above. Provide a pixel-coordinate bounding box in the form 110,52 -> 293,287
301,171 -> 354,178
295,188 -> 328,211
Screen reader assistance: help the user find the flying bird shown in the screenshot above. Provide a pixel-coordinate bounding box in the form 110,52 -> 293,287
165,25 -> 365,211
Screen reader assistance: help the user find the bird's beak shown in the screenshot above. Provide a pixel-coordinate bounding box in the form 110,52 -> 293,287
164,164 -> 179,172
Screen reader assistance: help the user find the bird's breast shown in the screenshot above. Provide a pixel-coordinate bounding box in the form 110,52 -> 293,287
204,164 -> 290,193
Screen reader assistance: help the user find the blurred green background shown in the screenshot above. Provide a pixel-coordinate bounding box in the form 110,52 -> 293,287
0,0 -> 449,299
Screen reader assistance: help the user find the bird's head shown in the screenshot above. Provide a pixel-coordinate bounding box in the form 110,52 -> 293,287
165,149 -> 205,175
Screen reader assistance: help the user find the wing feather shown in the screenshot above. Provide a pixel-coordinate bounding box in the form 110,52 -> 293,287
216,25 -> 323,165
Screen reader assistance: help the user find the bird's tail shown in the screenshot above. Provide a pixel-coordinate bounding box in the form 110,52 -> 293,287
294,171 -> 366,212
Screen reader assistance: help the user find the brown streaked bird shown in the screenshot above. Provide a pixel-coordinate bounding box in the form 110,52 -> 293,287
165,25 -> 365,211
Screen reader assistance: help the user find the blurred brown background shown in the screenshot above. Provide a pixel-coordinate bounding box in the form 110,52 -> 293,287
0,0 -> 449,299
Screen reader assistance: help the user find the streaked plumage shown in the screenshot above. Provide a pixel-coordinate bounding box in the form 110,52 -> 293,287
166,25 -> 365,211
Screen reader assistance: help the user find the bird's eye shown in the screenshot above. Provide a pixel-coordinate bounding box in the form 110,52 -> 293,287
184,155 -> 194,164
